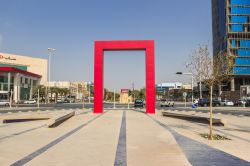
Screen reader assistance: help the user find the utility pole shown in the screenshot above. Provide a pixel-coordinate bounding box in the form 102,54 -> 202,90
176,72 -> 194,102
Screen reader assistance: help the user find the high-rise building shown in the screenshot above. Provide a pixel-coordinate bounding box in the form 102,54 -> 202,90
212,0 -> 250,91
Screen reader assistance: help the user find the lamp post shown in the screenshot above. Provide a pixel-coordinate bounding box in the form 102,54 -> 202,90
88,82 -> 93,103
47,48 -> 56,103
176,72 -> 194,102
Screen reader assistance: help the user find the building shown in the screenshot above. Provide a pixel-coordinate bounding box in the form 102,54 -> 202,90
83,81 -> 94,100
156,82 -> 183,93
156,82 -> 192,99
48,81 -> 86,101
212,0 -> 250,91
119,89 -> 133,104
0,52 -> 47,102
182,84 -> 192,90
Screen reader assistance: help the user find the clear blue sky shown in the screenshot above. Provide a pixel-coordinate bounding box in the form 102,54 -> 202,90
0,0 -> 212,90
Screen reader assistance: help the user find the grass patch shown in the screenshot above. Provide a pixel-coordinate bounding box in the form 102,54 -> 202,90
200,133 -> 231,140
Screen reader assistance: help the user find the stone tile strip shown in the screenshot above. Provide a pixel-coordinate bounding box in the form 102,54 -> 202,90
0,125 -> 46,141
114,111 -> 127,166
10,111 -> 107,166
147,115 -> 250,166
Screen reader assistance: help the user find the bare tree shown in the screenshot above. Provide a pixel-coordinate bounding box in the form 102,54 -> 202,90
186,46 -> 205,99
187,45 -> 232,139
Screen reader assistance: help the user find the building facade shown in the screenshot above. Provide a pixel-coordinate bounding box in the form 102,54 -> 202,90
212,0 -> 250,91
48,81 -> 86,101
0,53 -> 47,102
156,82 -> 191,97
0,53 -> 48,84
119,89 -> 133,104
156,82 -> 183,93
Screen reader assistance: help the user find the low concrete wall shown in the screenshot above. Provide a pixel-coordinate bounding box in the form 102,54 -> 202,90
162,111 -> 226,126
47,111 -> 75,128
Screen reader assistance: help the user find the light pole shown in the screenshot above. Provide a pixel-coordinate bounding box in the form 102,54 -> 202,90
88,82 -> 93,103
176,72 -> 194,102
161,83 -> 163,99
131,82 -> 135,102
47,48 -> 56,103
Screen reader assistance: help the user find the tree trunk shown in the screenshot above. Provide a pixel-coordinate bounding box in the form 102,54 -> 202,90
209,85 -> 213,140
56,93 -> 58,102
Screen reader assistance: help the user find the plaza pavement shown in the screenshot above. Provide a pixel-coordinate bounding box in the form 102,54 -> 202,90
0,109 -> 250,165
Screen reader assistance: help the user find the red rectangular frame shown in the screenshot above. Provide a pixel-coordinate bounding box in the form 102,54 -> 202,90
94,40 -> 155,114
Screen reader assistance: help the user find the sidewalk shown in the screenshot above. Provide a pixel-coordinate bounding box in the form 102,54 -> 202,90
0,110 -> 190,166
0,109 -> 249,165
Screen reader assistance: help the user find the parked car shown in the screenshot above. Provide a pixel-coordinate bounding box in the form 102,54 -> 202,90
220,100 -> 234,106
134,99 -> 144,108
24,99 -> 36,104
0,100 -> 10,106
234,99 -> 247,106
244,100 -> 250,107
198,98 -> 220,107
160,99 -> 174,107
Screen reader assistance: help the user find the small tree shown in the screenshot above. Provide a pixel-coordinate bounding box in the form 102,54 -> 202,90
188,45 -> 232,139
33,85 -> 46,102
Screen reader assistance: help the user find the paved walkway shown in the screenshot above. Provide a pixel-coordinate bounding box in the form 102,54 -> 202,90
0,109 -> 249,165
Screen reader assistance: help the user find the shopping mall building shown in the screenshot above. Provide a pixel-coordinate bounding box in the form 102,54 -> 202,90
0,52 -> 47,102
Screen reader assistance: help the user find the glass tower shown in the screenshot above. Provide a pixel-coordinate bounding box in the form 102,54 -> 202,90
212,0 -> 250,91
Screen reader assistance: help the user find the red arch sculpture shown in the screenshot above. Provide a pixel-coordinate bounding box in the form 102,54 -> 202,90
94,40 -> 155,114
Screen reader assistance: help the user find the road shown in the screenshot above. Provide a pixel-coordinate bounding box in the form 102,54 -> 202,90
0,102 -> 185,113
1,102 -> 250,116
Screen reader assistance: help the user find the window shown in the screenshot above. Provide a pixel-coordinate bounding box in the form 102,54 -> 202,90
231,24 -> 243,32
33,80 -> 37,86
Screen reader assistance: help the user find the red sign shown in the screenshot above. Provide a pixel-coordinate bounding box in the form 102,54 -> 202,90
121,89 -> 129,93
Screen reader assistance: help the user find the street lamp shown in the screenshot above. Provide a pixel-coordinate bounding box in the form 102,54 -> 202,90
88,82 -> 93,103
47,48 -> 56,103
176,72 -> 194,102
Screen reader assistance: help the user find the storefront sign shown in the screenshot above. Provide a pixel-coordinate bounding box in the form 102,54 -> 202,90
0,54 -> 16,61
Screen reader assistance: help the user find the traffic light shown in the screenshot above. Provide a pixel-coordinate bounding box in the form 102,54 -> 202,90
176,72 -> 183,75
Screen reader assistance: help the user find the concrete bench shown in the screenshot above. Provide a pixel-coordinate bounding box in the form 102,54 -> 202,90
162,111 -> 226,126
2,114 -> 50,123
1,110 -> 75,128
47,111 -> 75,128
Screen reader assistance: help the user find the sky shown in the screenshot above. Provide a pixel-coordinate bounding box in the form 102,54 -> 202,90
0,0 -> 212,91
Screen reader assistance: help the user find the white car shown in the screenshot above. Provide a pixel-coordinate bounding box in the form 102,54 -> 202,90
0,100 -> 10,106
24,99 -> 36,104
220,100 -> 234,106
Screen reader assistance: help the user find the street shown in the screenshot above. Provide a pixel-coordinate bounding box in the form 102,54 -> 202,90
1,102 -> 250,117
